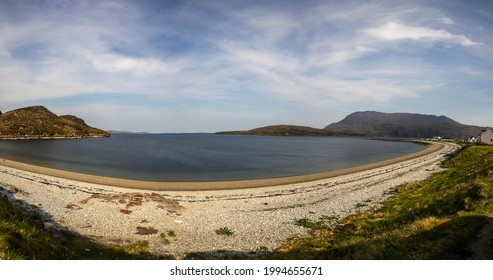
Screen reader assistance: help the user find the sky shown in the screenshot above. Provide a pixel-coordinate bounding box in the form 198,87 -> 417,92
1,0 -> 493,133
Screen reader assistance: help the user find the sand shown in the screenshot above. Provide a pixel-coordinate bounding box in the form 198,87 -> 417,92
0,141 -> 458,258
0,140 -> 439,191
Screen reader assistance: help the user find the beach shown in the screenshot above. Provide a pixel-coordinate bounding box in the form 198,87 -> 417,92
0,141 -> 458,258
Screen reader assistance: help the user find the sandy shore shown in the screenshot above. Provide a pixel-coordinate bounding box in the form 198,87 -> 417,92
0,141 -> 458,258
0,140 -> 439,191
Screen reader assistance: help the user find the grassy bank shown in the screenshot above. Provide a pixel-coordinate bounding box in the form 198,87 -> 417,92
0,194 -> 168,259
270,144 -> 493,259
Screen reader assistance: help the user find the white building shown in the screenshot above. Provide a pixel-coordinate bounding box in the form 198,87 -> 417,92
479,128 -> 493,145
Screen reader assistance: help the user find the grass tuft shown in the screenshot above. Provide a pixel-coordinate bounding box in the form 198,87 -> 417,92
215,227 -> 234,236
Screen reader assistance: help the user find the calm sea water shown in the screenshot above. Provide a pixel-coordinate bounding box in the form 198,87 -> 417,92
0,133 -> 424,182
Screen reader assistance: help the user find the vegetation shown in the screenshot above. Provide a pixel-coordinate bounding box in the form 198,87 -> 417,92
0,195 -> 167,259
295,216 -> 338,230
160,233 -> 170,245
216,227 -> 234,236
270,145 -> 493,259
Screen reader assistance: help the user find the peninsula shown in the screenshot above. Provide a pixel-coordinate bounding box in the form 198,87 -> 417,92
218,111 -> 485,139
217,124 -> 359,137
0,105 -> 110,139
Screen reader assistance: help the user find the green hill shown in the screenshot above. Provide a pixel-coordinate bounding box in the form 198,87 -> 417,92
0,106 -> 110,139
217,125 -> 359,136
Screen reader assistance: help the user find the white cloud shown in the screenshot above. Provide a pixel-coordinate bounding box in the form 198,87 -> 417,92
89,52 -> 187,75
1,0 -> 491,131
365,21 -> 481,46
314,45 -> 377,66
437,17 -> 455,25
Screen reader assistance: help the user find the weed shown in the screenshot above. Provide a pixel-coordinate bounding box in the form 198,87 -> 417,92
296,216 -> 338,230
167,230 -> 176,238
160,233 -> 170,245
355,203 -> 367,208
216,227 -> 234,236
295,218 -> 315,229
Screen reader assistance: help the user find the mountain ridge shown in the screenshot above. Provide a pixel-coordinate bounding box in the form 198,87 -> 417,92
325,111 -> 483,139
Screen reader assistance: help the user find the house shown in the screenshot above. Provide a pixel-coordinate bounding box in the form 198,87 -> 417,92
478,128 -> 493,145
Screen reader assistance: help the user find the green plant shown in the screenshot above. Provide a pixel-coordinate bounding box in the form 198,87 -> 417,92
160,233 -> 170,245
295,218 -> 315,229
216,227 -> 234,236
167,230 -> 176,237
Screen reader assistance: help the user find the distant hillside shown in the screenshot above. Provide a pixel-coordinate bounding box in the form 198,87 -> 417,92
217,125 -> 359,136
0,106 -> 110,139
325,111 -> 483,139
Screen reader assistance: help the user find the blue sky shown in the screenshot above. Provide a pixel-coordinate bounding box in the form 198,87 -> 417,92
1,0 -> 492,132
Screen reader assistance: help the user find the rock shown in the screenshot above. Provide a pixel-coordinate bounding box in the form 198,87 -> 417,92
135,226 -> 158,235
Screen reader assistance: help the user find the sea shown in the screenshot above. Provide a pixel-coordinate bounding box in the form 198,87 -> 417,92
0,133 -> 425,182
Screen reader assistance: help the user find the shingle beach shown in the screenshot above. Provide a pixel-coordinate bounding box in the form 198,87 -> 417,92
0,141 -> 458,258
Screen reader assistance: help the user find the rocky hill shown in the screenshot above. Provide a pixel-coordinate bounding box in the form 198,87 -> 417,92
325,111 -> 483,139
217,125 -> 360,136
0,106 -> 110,139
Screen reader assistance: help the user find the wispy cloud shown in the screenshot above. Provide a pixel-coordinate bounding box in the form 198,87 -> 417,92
0,0 -> 492,131
365,21 -> 482,46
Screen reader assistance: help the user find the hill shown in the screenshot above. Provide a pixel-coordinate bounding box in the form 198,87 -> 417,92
325,111 -> 483,139
217,125 -> 359,136
0,106 -> 110,139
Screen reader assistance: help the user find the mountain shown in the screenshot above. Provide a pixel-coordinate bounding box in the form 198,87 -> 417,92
0,106 -> 110,139
217,125 -> 360,136
325,111 -> 483,139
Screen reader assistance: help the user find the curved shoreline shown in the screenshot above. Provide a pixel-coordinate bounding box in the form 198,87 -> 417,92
0,140 -> 441,191
0,141 -> 458,257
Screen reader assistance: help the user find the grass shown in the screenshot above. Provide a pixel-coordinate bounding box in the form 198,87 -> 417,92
216,227 -> 234,236
159,230 -> 176,245
269,145 -> 493,259
0,195 -> 169,259
295,216 -> 338,230
159,233 -> 170,245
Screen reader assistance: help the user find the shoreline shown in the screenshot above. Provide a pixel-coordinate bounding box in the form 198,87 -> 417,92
0,141 -> 459,258
0,135 -> 110,140
0,140 -> 440,191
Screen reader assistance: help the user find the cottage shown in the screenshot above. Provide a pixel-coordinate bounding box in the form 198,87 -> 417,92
478,128 -> 493,145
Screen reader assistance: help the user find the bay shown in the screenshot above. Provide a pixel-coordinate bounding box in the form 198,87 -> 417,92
0,133 -> 424,182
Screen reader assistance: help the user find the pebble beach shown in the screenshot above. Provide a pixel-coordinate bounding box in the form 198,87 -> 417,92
0,141 -> 458,258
